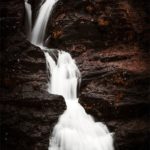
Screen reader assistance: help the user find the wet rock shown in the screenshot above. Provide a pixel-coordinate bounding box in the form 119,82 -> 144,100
0,0 -> 24,38
48,1 -> 150,149
0,33 -> 66,149
0,0 -> 150,150
0,92 -> 65,150
107,117 -> 150,150
45,0 -> 144,51
78,45 -> 150,149
0,1 -> 66,150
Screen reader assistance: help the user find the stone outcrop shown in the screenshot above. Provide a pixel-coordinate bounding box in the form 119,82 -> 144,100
0,37 -> 66,149
47,0 -> 150,150
0,0 -> 66,150
78,46 -> 150,150
0,92 -> 65,150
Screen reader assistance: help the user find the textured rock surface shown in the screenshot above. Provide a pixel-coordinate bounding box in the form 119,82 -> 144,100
0,0 -> 150,150
0,92 -> 65,150
0,0 -> 66,150
47,0 -> 150,150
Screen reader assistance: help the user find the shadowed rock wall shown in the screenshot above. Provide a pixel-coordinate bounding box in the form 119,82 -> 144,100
0,0 -> 66,150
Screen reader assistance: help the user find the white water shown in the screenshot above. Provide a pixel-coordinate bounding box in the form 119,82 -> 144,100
46,51 -> 114,150
25,0 -> 32,39
31,0 -> 58,45
25,0 -> 114,150
45,51 -> 81,100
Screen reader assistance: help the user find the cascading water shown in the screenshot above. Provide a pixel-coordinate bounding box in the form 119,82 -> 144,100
31,0 -> 58,45
46,51 -> 114,150
25,0 -> 32,39
24,0 -> 114,150
45,51 -> 81,100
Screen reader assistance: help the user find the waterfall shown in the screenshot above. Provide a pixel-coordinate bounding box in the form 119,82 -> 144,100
24,0 -> 114,150
45,51 -> 80,100
31,0 -> 58,45
25,0 -> 32,39
46,51 -> 114,150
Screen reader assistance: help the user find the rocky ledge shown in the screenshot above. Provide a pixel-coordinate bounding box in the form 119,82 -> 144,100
48,0 -> 150,150
0,0 -> 66,150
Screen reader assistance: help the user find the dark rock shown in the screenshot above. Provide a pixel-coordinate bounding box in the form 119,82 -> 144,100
46,1 -> 150,149
78,45 -> 150,149
76,44 -> 150,149
1,0 -> 150,150
0,1 -> 66,150
0,92 -> 65,150
107,117 -> 150,150
44,0 -> 142,51
0,34 -> 66,149
0,0 -> 24,38
0,33 -> 66,149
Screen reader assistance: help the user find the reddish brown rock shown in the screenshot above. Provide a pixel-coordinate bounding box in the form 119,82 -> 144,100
0,0 -> 150,150
47,0 -> 150,149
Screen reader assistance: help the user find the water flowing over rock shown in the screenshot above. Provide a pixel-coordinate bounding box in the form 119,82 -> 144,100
30,0 -> 114,149
0,0 -> 149,150
0,0 -> 66,149
42,0 -> 150,149
46,51 -> 114,150
31,0 -> 58,45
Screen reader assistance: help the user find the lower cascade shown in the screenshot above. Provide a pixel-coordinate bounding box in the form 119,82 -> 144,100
46,51 -> 114,150
24,0 -> 114,150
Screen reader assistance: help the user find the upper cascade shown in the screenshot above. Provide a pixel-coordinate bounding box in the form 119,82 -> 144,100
31,0 -> 58,45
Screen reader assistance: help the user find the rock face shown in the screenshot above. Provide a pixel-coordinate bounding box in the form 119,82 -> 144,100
0,0 -> 66,150
0,0 -> 150,150
45,0 -> 150,150
0,92 -> 65,150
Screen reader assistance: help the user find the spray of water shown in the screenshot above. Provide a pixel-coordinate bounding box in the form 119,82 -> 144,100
24,0 -> 114,149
